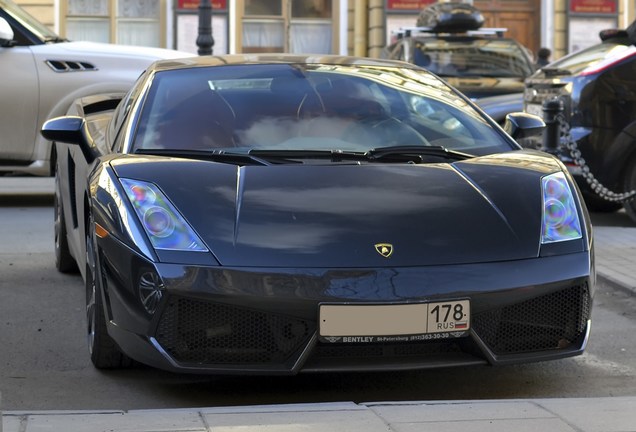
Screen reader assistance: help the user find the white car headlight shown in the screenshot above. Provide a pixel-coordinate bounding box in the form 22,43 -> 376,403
541,172 -> 582,244
120,178 -> 208,252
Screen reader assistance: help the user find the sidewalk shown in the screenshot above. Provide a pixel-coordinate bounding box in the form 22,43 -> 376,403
592,212 -> 636,294
2,176 -> 636,432
0,176 -> 54,198
2,398 -> 636,432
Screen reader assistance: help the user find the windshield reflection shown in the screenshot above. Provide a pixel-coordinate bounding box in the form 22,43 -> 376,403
133,63 -> 510,157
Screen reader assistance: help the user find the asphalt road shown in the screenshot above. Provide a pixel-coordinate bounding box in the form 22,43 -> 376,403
1,197 -> 635,411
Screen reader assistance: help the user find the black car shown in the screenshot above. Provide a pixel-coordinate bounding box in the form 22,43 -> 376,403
382,2 -> 535,100
524,27 -> 636,219
42,54 -> 593,375
475,92 -> 524,125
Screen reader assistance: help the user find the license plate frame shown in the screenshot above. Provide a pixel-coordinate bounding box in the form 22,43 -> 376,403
319,300 -> 470,339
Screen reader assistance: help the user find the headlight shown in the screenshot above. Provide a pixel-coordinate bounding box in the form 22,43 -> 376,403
120,178 -> 208,251
541,172 -> 582,244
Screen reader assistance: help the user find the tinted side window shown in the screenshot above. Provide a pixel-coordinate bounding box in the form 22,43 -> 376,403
108,72 -> 148,151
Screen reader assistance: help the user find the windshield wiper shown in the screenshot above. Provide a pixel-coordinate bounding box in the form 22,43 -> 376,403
366,145 -> 474,161
249,147 -> 474,163
248,149 -> 368,162
134,149 -> 271,166
139,147 -> 474,166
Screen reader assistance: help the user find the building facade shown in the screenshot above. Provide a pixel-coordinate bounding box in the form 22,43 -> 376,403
14,0 -> 636,61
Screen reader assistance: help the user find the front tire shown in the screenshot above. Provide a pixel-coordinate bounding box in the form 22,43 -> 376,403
582,190 -> 623,213
86,213 -> 133,369
54,168 -> 78,273
622,156 -> 636,224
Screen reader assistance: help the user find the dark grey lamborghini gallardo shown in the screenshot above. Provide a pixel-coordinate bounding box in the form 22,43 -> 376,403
41,54 -> 594,374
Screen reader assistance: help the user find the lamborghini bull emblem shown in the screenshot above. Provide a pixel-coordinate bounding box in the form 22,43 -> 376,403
375,243 -> 394,258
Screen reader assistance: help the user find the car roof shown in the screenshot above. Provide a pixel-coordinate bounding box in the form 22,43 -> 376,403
149,54 -> 423,73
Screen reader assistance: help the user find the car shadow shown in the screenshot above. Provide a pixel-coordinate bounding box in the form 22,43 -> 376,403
589,209 -> 634,228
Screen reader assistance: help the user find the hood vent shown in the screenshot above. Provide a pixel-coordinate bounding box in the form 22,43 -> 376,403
45,60 -> 97,72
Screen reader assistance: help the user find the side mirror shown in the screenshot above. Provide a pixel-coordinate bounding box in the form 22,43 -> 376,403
503,112 -> 545,140
41,116 -> 85,144
42,116 -> 98,163
0,17 -> 15,46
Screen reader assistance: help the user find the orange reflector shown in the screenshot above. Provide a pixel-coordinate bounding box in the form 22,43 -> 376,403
94,222 -> 109,239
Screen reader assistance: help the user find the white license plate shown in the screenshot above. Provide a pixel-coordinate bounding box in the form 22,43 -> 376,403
526,103 -> 544,118
319,300 -> 470,338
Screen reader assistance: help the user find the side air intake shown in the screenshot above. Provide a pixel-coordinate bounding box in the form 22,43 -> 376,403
45,60 -> 98,72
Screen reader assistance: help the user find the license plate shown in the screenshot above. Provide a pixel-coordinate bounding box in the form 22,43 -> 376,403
319,300 -> 470,340
526,103 -> 544,118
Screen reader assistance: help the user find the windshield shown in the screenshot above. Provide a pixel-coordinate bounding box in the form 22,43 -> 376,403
132,63 -> 513,157
412,38 -> 533,78
546,41 -> 632,75
0,0 -> 59,41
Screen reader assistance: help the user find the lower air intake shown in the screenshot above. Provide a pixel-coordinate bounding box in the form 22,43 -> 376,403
155,296 -> 313,365
472,283 -> 590,355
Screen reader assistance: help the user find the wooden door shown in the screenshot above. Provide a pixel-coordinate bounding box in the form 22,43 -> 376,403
474,0 -> 540,57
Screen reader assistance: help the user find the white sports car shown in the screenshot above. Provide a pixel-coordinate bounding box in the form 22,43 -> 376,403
0,0 -> 192,176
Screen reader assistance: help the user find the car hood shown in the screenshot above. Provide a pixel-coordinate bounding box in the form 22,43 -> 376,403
444,77 -> 526,99
475,93 -> 524,122
39,41 -> 192,61
111,151 -> 562,267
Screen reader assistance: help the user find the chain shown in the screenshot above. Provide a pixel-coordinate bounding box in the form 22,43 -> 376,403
557,113 -> 636,203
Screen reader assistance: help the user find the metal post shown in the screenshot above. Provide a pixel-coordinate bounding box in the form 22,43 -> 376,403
196,0 -> 214,56
541,98 -> 563,153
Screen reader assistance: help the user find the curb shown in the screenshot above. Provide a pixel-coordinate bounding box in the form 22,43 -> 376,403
597,272 -> 636,297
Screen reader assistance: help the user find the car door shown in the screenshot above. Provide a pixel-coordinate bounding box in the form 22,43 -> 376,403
0,43 -> 38,162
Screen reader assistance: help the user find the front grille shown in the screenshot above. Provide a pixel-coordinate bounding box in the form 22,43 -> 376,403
155,297 -> 314,365
472,284 -> 590,355
524,85 -> 566,104
524,84 -> 572,120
